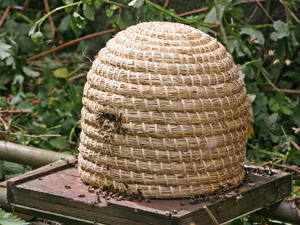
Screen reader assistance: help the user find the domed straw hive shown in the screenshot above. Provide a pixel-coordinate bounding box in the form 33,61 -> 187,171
78,22 -> 249,199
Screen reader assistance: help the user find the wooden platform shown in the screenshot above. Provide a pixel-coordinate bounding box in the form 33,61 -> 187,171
7,160 -> 291,225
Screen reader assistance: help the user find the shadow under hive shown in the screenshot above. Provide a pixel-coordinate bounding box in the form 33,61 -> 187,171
78,22 -> 249,199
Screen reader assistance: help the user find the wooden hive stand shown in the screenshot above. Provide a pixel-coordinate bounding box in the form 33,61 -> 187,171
6,159 -> 291,225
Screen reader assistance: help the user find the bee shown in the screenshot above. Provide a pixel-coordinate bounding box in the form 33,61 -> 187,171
250,35 -> 258,43
107,164 -> 110,170
137,197 -> 142,202
116,196 -> 123,201
273,59 -> 280,65
102,135 -> 112,143
78,194 -> 85,197
105,196 -> 111,200
115,112 -> 122,122
103,119 -> 110,128
88,186 -> 95,193
145,198 -> 151,203
180,201 -> 186,206
268,50 -> 275,56
65,184 -> 71,189
123,182 -> 129,189
285,59 -> 292,66
189,198 -> 198,204
216,206 -> 222,212
46,39 -> 54,44
89,202 -> 95,207
137,189 -> 142,195
171,209 -> 177,214
236,195 -> 244,202
97,196 -> 101,203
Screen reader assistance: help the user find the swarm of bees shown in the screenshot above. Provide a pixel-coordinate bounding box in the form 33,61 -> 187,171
96,111 -> 124,143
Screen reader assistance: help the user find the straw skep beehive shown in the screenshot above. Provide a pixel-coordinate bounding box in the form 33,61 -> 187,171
78,22 -> 249,199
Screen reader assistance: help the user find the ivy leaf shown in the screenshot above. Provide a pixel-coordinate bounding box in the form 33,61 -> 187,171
92,0 -> 103,10
128,0 -> 145,8
231,6 -> 244,19
281,105 -> 291,115
270,20 -> 289,41
265,113 -> 278,125
23,66 -> 40,78
58,15 -> 72,33
106,8 -> 114,17
49,137 -> 68,149
269,132 -> 279,143
293,155 -> 300,166
83,3 -> 95,20
70,12 -> 86,35
240,27 -> 265,45
268,97 -> 280,112
53,68 -> 69,78
62,0 -> 74,12
292,105 -> 300,127
0,42 -> 12,60
203,0 -> 230,24
276,91 -> 285,104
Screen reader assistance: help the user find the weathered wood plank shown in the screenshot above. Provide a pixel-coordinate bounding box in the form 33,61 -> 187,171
7,161 -> 291,225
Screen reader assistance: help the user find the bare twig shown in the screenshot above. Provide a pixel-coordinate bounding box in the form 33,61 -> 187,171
255,0 -> 274,23
203,205 -> 219,225
247,6 -> 259,23
0,131 -> 61,138
27,27 -> 127,62
260,88 -> 300,95
43,0 -> 55,36
177,7 -> 209,17
0,117 -> 10,140
0,110 -> 27,114
291,141 -> 300,150
270,163 -> 300,174
163,0 -> 169,8
20,0 -> 31,14
261,67 -> 273,79
273,63 -> 285,86
278,0 -> 299,23
0,5 -> 11,28
67,73 -> 87,81
68,63 -> 88,77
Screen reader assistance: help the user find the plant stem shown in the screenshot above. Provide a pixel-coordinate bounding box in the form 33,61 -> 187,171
260,67 -> 281,92
102,0 -> 132,9
145,0 -> 212,28
213,0 -> 230,53
31,1 -> 83,33
248,143 -> 285,158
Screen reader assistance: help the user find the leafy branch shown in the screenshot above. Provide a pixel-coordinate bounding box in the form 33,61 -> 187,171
29,1 -> 83,41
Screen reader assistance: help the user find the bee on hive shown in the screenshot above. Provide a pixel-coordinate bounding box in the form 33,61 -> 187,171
78,22 -> 249,199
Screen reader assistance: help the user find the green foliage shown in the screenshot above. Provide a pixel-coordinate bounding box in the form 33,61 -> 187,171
0,208 -> 29,225
1,1 -> 300,223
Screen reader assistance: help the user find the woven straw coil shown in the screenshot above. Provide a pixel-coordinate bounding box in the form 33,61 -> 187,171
78,22 -> 249,199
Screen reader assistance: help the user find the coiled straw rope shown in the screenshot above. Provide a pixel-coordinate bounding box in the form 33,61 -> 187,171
78,22 -> 249,199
